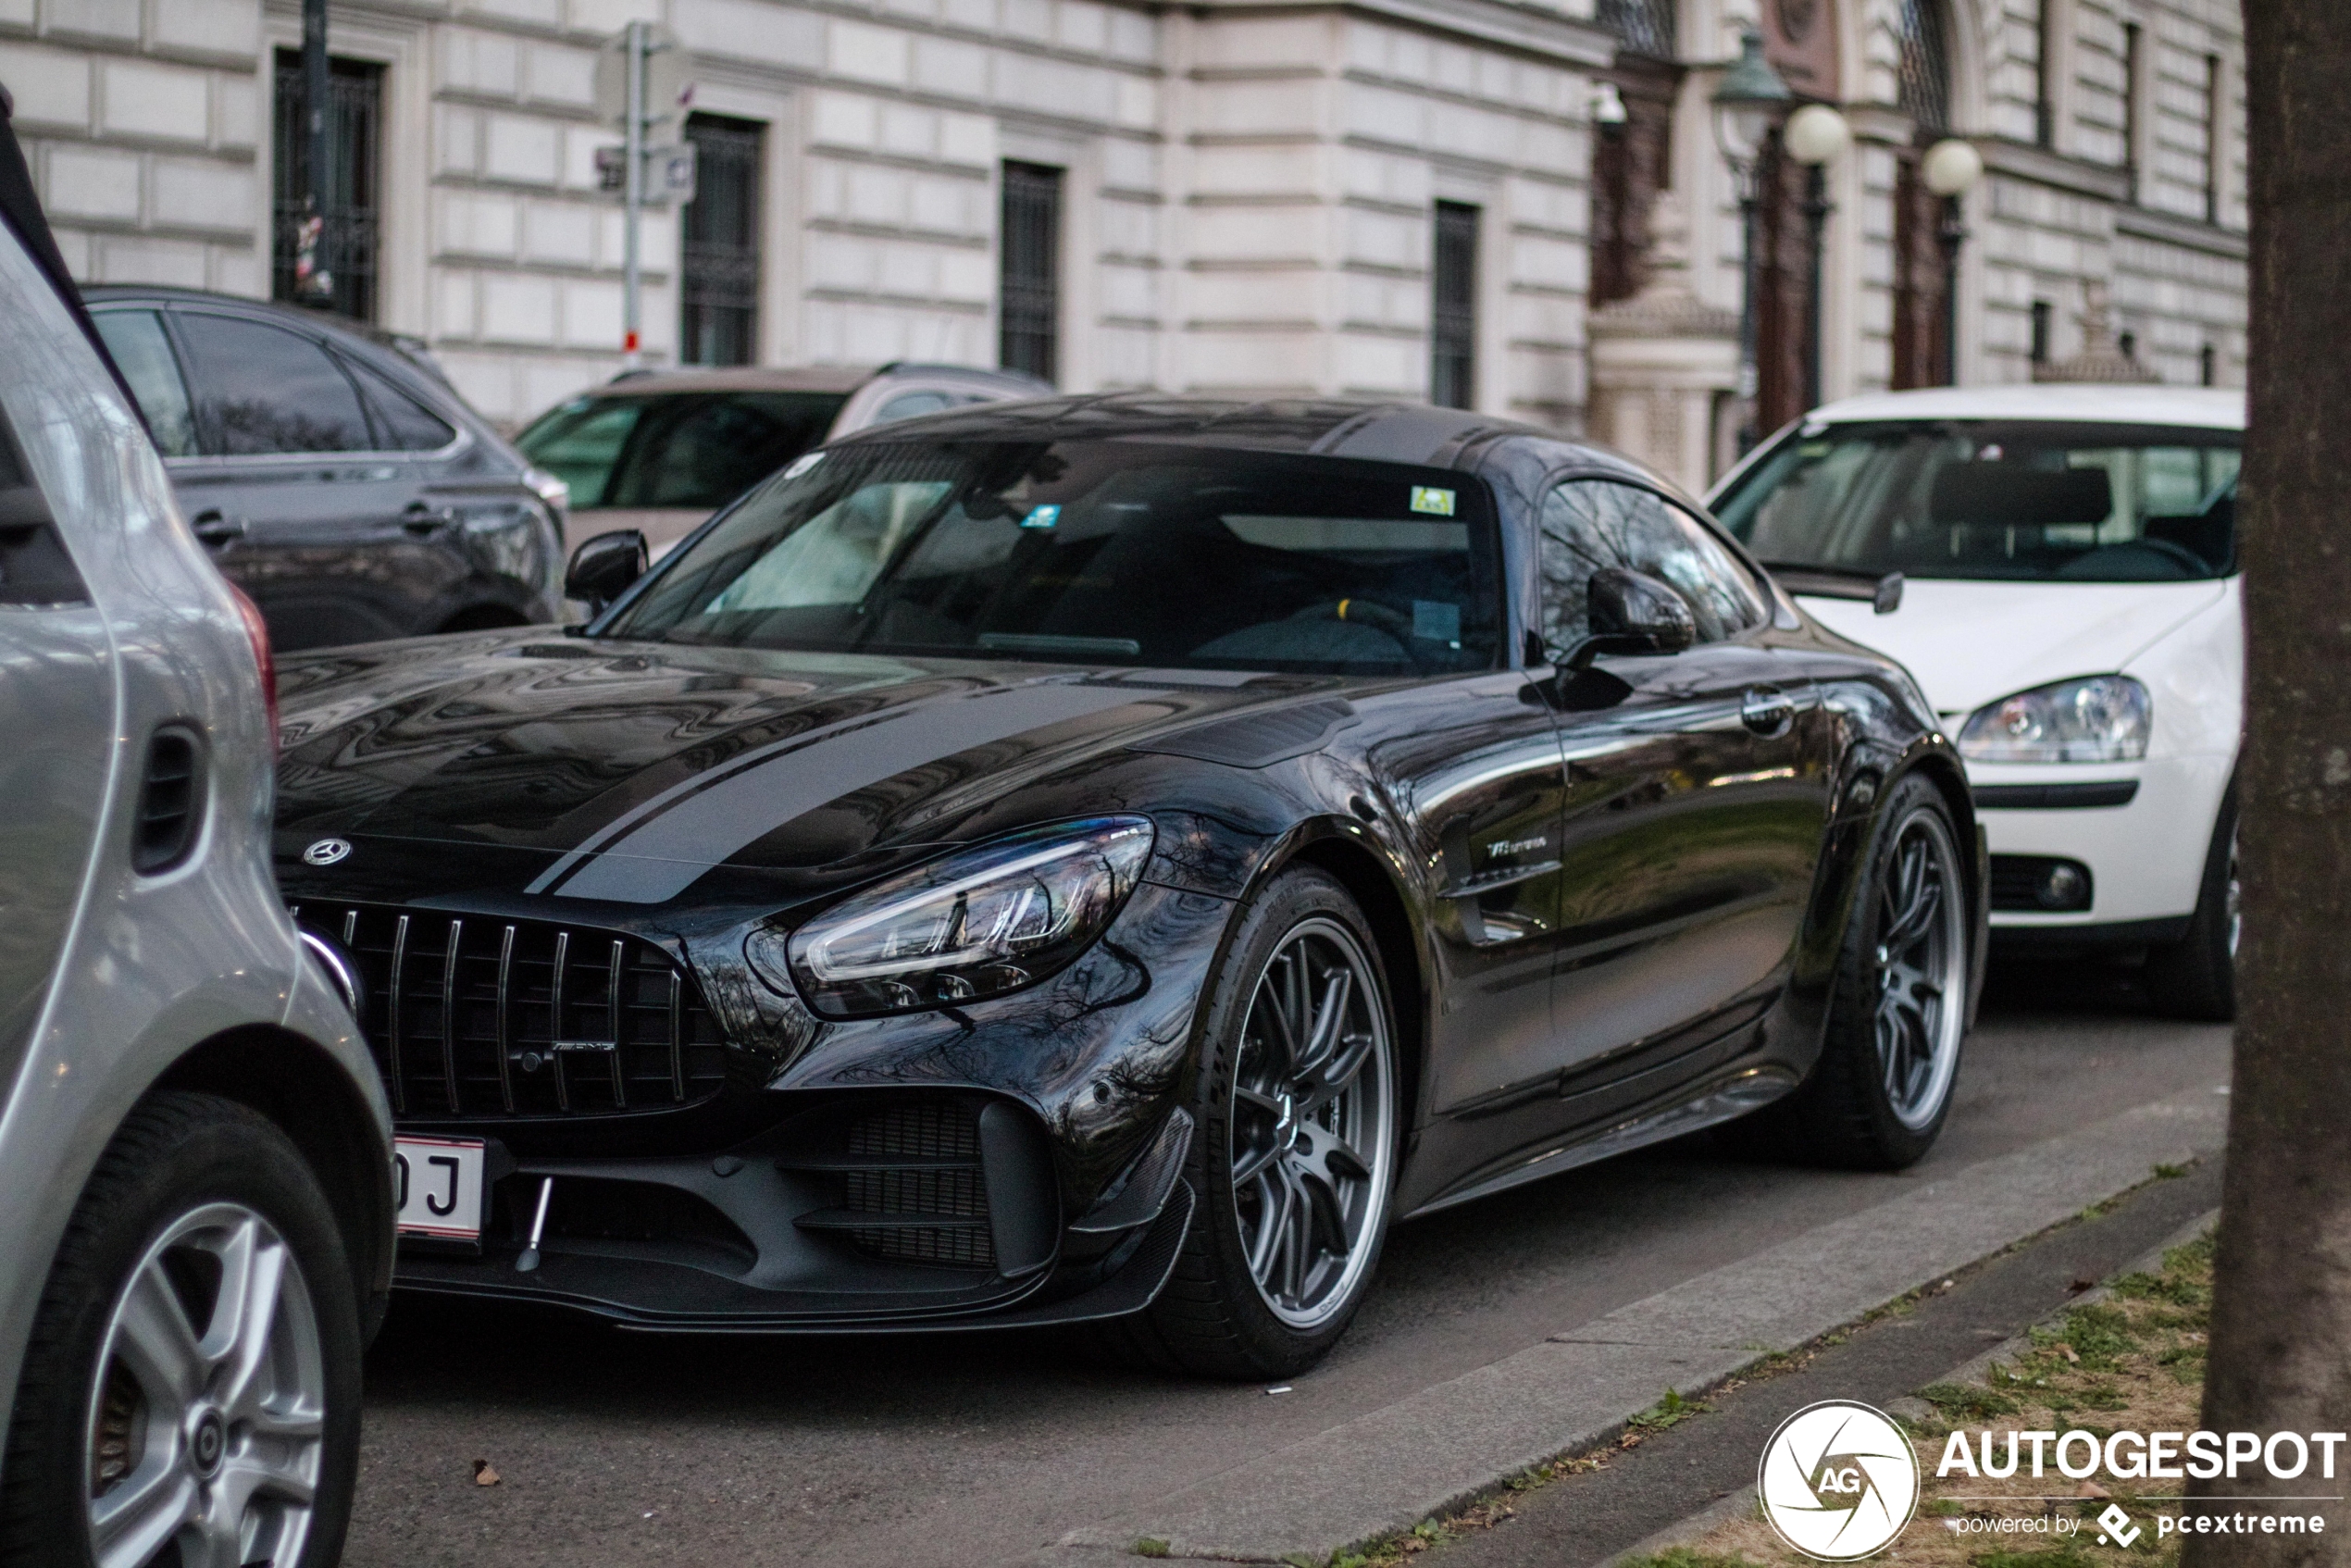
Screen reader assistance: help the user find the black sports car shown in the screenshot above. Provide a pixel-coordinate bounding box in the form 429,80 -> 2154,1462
273,396 -> 1985,1376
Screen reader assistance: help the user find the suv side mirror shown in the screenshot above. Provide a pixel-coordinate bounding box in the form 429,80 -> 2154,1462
566,529 -> 647,613
1565,567 -> 1697,669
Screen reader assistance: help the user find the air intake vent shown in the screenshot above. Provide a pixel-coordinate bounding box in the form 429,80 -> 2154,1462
131,728 -> 204,875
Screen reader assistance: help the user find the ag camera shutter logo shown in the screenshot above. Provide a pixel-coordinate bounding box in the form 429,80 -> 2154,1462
1758,1400 -> 1920,1561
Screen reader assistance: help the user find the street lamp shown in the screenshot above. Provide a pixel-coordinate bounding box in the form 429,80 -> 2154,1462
1922,138 -> 1984,385
1785,103 -> 1850,414
1712,30 -> 1791,452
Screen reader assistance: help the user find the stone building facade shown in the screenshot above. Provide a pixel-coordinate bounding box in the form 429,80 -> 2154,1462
0,0 -> 2243,486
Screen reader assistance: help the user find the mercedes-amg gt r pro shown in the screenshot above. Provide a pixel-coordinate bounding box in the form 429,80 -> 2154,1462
272,396 -> 1985,1377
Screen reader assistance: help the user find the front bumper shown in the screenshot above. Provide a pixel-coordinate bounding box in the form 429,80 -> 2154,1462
394,1093 -> 1198,1330
1969,752 -> 2231,930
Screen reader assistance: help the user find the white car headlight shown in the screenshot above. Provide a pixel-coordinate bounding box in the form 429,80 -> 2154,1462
747,816 -> 1155,1019
1959,676 -> 2151,764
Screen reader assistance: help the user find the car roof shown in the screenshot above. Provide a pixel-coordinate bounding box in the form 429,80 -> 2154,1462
1804,382 -> 2245,429
823,391 -> 1581,469
585,362 -> 1054,398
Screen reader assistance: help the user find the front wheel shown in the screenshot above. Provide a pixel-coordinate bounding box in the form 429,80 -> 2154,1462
1101,867 -> 1399,1378
1767,774 -> 1972,1169
0,1093 -> 362,1568
2146,792 -> 2237,1023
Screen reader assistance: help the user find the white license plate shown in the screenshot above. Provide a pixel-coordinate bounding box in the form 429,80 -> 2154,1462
393,1136 -> 485,1240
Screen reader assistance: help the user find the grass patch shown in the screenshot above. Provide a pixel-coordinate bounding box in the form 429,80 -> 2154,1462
1629,1388 -> 1711,1434
1920,1382 -> 2020,1421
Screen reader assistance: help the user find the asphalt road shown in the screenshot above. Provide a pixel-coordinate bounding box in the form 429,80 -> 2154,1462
344,962 -> 2231,1568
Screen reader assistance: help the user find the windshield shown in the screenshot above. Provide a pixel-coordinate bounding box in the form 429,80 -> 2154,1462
1712,420 -> 2242,582
599,439 -> 1503,676
516,390 -> 847,510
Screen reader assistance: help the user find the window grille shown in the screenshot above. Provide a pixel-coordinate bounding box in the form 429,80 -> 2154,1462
271,52 -> 381,324
1598,0 -> 1676,59
1430,202 -> 1480,411
1897,0 -> 1953,133
999,162 -> 1063,383
682,114 -> 765,367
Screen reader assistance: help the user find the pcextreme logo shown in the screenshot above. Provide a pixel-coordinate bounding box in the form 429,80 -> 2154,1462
1758,1400 -> 1921,1561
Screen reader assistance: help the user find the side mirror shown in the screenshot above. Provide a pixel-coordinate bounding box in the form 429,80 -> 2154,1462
1565,567 -> 1696,669
566,529 -> 648,613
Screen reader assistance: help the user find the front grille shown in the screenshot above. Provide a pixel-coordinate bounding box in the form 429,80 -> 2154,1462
814,1100 -> 996,1270
292,901 -> 728,1118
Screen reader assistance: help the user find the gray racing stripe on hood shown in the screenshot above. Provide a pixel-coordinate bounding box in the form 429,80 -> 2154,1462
543,681 -> 1157,904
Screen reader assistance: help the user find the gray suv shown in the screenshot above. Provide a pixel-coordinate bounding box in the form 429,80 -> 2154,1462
85,285 -> 568,653
0,106 -> 392,1568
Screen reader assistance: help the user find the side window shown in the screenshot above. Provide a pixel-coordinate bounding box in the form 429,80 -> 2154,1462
0,415 -> 90,607
344,356 -> 457,452
1537,479 -> 1768,648
89,310 -> 198,458
873,391 -> 955,425
172,312 -> 373,455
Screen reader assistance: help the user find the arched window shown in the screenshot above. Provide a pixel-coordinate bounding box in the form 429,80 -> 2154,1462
1897,0 -> 1953,131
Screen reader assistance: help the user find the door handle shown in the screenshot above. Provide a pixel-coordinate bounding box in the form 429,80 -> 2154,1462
190,510 -> 244,546
1740,686 -> 1796,737
403,502 -> 454,534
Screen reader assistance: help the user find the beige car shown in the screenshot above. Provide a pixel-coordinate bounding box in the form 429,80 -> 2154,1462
516,362 -> 1051,560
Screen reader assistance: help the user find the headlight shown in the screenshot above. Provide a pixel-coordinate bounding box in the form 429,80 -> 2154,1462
748,816 -> 1155,1019
1959,676 -> 2151,764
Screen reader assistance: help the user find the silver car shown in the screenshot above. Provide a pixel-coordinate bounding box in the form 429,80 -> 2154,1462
0,106 -> 393,1568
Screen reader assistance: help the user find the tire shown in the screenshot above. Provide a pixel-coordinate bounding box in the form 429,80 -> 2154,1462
2146,790 -> 2238,1023
1099,866 -> 1401,1379
1764,773 -> 1972,1169
0,1092 -> 363,1568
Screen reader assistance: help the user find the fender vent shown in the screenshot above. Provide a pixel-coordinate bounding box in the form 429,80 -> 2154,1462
1129,698 -> 1357,768
131,728 -> 204,875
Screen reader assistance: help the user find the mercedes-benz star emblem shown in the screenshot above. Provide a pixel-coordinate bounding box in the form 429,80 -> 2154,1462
303,838 -> 352,866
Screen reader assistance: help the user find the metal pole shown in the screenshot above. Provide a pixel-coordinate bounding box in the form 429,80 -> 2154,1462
622,19 -> 644,368
1802,163 -> 1832,414
296,0 -> 331,305
1938,194 -> 1966,386
1735,173 -> 1760,454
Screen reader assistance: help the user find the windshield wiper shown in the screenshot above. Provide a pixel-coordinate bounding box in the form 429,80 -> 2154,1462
1759,560 -> 1905,615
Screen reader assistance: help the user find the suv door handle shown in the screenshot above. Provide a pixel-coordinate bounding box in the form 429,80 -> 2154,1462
1741,686 -> 1796,737
403,502 -> 454,534
190,510 -> 244,546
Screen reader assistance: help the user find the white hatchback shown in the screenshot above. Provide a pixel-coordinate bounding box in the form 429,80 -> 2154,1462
1710,384 -> 2243,1019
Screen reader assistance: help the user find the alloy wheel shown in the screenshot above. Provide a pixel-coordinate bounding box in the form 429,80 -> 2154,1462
85,1203 -> 327,1568
1872,807 -> 1967,1131
1228,917 -> 1396,1330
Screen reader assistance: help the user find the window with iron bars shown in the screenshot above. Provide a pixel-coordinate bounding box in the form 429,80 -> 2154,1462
1597,0 -> 1675,59
271,51 -> 382,324
1896,0 -> 1953,134
999,161 -> 1063,384
681,114 -> 765,367
1430,202 -> 1480,410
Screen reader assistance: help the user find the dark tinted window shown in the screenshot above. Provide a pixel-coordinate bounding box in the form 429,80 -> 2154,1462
604,440 -> 1502,676
515,391 -> 844,511
0,410 -> 88,606
345,357 -> 455,451
1711,420 -> 2243,581
175,312 -> 372,454
90,309 -> 197,457
1538,479 -> 1767,646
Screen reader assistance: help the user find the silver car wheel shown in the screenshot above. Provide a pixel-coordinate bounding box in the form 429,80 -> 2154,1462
1872,807 -> 1968,1132
1228,916 -> 1395,1331
85,1202 -> 327,1568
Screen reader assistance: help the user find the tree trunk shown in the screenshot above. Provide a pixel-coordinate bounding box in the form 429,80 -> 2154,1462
2183,3 -> 2351,1563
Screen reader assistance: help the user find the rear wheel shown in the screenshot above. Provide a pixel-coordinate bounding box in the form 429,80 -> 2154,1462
2146,793 -> 2238,1023
1767,774 -> 1971,1168
1101,867 -> 1399,1378
0,1093 -> 362,1568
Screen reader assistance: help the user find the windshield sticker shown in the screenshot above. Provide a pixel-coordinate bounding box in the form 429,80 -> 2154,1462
1021,504 -> 1063,530
1410,486 -> 1456,516
783,451 -> 826,480
1412,600 -> 1462,648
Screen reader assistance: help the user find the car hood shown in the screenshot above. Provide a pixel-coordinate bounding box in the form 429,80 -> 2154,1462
1795,578 -> 2228,717
274,630 -> 1313,911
